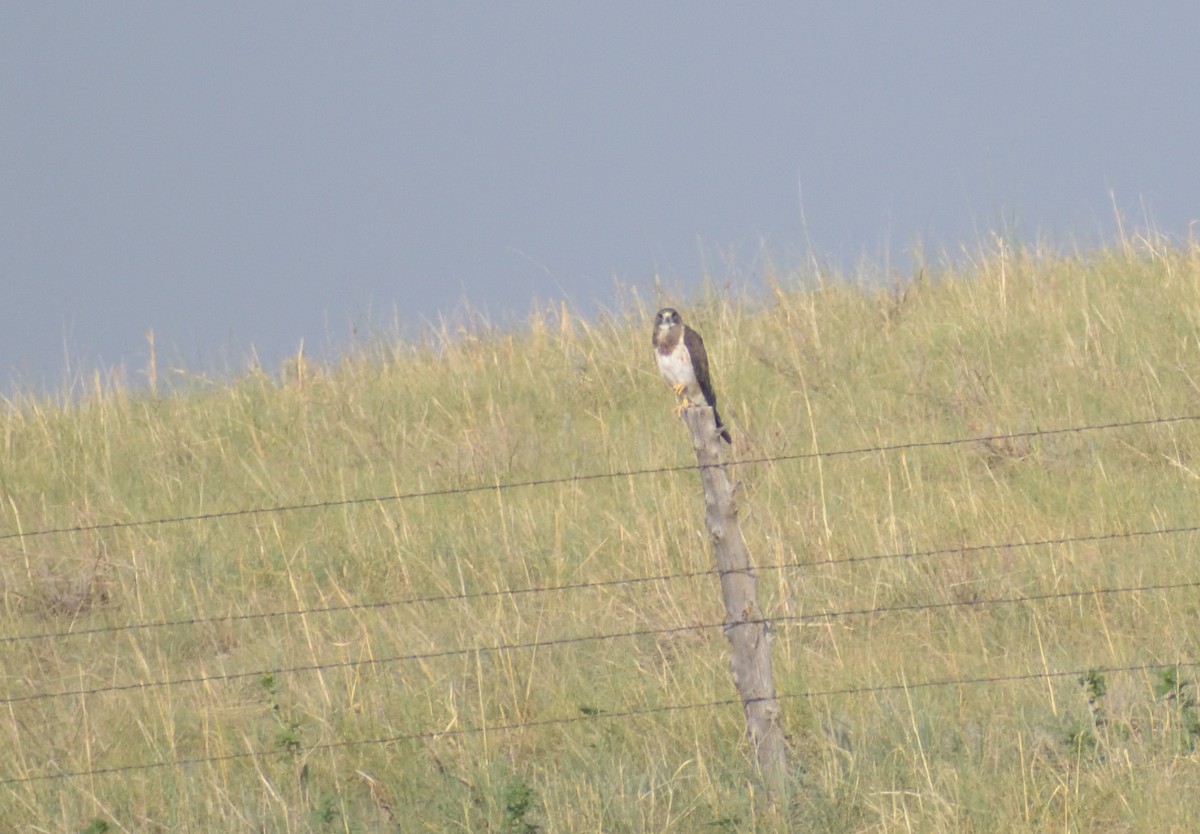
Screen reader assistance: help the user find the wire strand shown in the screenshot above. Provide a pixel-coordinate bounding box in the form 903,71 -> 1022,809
6,519 -> 1198,645
5,656 -> 1195,786
2,413 -> 1194,543
6,576 -> 1196,706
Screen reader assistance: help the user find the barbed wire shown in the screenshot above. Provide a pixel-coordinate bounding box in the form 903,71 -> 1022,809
6,519 -> 1198,646
2,413 -> 1195,544
5,656 -> 1196,786
7,576 -> 1197,707
4,414 -> 1198,789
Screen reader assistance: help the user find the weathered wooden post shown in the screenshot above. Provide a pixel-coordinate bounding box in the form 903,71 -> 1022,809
682,406 -> 788,801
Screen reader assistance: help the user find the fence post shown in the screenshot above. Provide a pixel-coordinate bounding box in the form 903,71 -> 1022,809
682,406 -> 789,802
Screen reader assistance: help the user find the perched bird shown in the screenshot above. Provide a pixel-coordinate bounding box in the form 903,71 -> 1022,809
652,307 -> 732,443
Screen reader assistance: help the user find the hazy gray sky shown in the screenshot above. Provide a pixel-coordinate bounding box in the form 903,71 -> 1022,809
4,3 -> 1197,393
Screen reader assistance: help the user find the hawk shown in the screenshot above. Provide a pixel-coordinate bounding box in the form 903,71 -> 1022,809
652,307 -> 732,443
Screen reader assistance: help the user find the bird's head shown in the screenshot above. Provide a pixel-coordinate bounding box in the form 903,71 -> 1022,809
654,308 -> 682,332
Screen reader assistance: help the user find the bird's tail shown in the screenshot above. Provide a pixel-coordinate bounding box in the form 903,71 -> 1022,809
713,406 -> 732,444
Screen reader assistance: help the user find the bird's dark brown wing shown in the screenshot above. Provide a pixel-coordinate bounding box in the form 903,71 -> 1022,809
683,324 -> 732,443
683,325 -> 717,408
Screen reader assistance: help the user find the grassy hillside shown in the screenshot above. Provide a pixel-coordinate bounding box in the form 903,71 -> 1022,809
4,235 -> 1200,832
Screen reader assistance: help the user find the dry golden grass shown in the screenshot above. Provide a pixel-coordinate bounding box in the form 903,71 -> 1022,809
4,233 -> 1200,831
